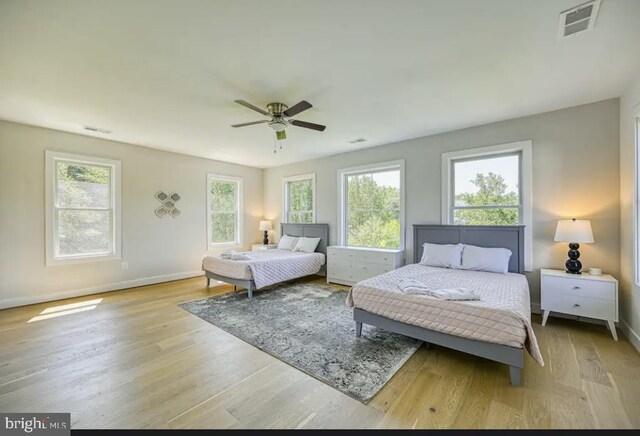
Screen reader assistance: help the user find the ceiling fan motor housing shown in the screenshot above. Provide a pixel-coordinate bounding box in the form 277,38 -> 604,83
267,102 -> 288,116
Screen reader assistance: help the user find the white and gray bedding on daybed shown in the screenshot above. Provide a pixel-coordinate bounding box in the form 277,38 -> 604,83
202,223 -> 328,298
347,224 -> 544,386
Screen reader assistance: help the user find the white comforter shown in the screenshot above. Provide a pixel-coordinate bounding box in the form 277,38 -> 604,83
202,249 -> 326,289
347,264 -> 544,366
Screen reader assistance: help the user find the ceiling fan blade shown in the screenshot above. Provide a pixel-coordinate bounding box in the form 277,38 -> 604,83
283,100 -> 312,117
234,100 -> 269,116
290,119 -> 326,131
231,120 -> 268,128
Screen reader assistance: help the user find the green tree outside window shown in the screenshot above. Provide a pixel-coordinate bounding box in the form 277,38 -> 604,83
454,172 -> 519,225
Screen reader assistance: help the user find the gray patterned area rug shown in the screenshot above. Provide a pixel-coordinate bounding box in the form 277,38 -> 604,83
179,281 -> 421,403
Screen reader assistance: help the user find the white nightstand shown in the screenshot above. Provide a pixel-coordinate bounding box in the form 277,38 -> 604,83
251,244 -> 277,251
540,268 -> 619,340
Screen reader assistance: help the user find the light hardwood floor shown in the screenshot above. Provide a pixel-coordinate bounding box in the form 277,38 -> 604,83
1,276 -> 639,429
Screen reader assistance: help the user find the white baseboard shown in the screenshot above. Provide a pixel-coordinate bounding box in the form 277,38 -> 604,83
0,270 -> 205,310
620,318 -> 640,353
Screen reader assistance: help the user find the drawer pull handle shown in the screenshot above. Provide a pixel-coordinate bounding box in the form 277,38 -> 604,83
573,303 -> 581,307
573,286 -> 581,289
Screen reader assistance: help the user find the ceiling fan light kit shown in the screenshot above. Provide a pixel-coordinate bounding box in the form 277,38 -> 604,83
232,99 -> 326,146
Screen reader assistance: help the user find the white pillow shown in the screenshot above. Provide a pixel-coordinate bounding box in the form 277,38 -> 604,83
419,243 -> 463,268
277,235 -> 299,251
293,237 -> 321,253
461,244 -> 512,274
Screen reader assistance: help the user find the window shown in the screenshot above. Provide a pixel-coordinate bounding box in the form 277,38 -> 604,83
283,173 -> 316,223
451,153 -> 521,225
338,160 -> 404,249
636,116 -> 640,285
442,141 -> 532,270
207,174 -> 242,247
45,151 -> 121,265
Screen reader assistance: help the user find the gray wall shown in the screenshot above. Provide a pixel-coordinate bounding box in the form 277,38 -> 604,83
619,74 -> 640,345
0,120 -> 263,308
263,99 -> 621,308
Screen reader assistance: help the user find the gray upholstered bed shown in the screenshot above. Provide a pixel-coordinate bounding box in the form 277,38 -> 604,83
352,224 -> 531,386
204,223 -> 329,299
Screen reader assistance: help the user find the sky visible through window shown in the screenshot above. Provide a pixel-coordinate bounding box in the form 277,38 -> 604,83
454,155 -> 519,195
370,170 -> 400,190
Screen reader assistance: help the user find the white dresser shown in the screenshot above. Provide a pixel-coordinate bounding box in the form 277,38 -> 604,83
540,268 -> 619,340
327,246 -> 404,286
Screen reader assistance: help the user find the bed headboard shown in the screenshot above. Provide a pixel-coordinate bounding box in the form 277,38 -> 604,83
413,225 -> 525,274
280,223 -> 329,257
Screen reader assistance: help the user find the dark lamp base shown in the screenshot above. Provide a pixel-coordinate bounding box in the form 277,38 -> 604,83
565,242 -> 582,274
263,231 -> 269,245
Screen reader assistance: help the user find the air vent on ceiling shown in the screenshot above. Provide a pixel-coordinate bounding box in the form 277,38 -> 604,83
348,138 -> 366,144
558,0 -> 600,39
84,125 -> 112,134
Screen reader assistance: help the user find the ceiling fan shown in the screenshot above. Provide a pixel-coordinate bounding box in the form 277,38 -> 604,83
231,100 -> 326,140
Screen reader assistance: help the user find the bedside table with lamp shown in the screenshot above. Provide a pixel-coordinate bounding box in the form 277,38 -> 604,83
541,218 -> 619,340
259,220 -> 272,245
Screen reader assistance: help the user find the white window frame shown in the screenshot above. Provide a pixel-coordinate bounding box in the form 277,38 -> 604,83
207,173 -> 243,248
635,109 -> 640,286
282,173 -> 316,224
441,141 -> 533,271
337,159 -> 405,250
45,151 -> 121,266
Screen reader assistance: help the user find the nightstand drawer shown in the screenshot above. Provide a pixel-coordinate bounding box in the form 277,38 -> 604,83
542,292 -> 616,320
543,276 -> 615,301
357,251 -> 395,265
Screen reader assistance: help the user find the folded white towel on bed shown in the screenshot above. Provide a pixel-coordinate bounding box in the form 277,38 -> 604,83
230,253 -> 251,261
220,250 -> 237,259
397,279 -> 479,301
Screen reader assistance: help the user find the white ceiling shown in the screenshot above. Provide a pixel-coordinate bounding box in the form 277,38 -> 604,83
1,0 -> 639,168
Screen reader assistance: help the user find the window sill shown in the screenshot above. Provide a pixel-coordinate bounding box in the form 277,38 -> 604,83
208,242 -> 243,249
46,252 -> 121,267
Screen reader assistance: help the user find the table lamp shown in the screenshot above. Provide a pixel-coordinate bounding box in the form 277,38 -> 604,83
259,220 -> 272,245
554,218 -> 594,274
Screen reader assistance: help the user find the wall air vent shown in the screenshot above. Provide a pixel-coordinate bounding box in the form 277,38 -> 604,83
84,125 -> 112,134
558,0 -> 600,39
347,138 -> 366,144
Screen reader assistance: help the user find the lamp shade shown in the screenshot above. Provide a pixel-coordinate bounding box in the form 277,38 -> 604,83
554,219 -> 594,243
259,220 -> 272,231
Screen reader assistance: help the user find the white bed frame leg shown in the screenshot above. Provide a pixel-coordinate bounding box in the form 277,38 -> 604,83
355,321 -> 362,337
509,366 -> 522,386
247,287 -> 253,299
